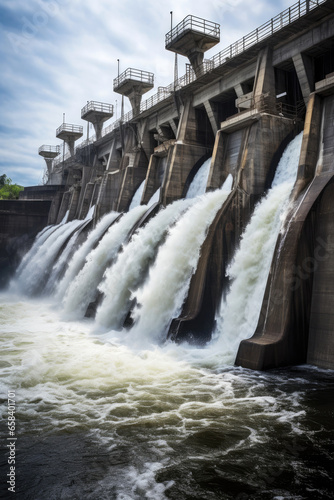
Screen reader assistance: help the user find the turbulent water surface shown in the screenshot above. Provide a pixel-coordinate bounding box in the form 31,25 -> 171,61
0,298 -> 333,500
1,140 -> 333,499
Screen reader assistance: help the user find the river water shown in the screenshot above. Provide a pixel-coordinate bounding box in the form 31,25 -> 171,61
0,297 -> 333,499
1,140 -> 333,499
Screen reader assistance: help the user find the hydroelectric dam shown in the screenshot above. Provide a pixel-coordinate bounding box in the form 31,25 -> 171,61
1,2 -> 334,499
2,0 -> 334,374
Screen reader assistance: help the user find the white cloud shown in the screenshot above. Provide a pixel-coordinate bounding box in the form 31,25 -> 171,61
0,0 -> 295,186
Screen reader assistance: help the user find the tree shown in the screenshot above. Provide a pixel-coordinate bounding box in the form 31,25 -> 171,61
0,175 -> 24,200
0,174 -> 8,188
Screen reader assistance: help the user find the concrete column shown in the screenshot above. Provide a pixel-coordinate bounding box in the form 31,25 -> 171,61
116,166 -> 147,212
91,178 -> 101,211
188,49 -> 205,78
76,166 -> 93,219
161,97 -> 209,205
92,120 -> 104,140
308,179 -> 334,369
291,93 -> 322,199
141,155 -> 161,205
95,170 -> 123,219
67,186 -> 81,221
204,100 -> 219,136
64,137 -> 76,156
47,190 -> 65,225
78,182 -> 95,219
169,119 -> 178,137
44,158 -> 53,175
128,87 -> 143,116
253,46 -> 276,113
293,53 -> 314,105
234,83 -> 244,98
56,191 -> 71,224
206,131 -> 228,191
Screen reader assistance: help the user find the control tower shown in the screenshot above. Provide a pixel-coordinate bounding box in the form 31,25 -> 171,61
38,144 -> 61,176
113,68 -> 154,116
81,101 -> 114,140
56,123 -> 83,156
165,15 -> 220,77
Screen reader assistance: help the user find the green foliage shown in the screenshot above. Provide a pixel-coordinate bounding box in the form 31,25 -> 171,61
0,175 -> 24,200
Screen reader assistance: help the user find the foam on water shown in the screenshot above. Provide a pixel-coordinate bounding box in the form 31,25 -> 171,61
0,294 -> 332,500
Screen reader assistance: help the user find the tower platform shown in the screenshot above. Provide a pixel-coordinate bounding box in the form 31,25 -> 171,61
38,145 -> 61,159
56,123 -> 83,156
113,68 -> 154,116
81,101 -> 114,140
165,15 -> 220,56
113,68 -> 154,97
81,101 -> 114,122
56,123 -> 83,141
165,15 -> 220,77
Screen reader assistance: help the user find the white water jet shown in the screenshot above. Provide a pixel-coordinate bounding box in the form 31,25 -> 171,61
13,224 -> 57,278
13,218 -> 87,296
148,188 -> 161,206
96,198 -> 195,329
129,178 -> 233,345
214,132 -> 303,355
62,204 -> 148,319
44,223 -> 88,294
55,211 -> 119,300
61,210 -> 69,224
186,157 -> 211,199
129,181 -> 145,210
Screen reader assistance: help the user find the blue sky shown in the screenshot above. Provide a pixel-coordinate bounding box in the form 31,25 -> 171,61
0,0 -> 293,186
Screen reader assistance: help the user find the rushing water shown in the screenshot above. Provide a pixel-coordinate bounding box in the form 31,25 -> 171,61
186,157 -> 212,199
0,298 -> 333,500
1,145 -> 333,499
215,132 -> 304,354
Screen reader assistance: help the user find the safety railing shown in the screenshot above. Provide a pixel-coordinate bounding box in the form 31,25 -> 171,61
113,68 -> 154,91
38,145 -> 61,155
276,99 -> 306,118
81,101 -> 114,117
210,0 -> 327,69
165,15 -> 220,47
56,123 -> 83,136
140,86 -> 173,113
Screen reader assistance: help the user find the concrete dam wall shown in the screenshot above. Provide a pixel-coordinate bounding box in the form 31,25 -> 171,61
5,0 -> 334,370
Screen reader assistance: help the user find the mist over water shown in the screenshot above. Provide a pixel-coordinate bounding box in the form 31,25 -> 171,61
1,144 -> 333,500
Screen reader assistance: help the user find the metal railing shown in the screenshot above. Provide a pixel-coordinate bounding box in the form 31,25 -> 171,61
56,123 -> 83,136
54,0 -> 326,164
38,144 -> 61,155
276,99 -> 306,118
140,86 -> 173,113
165,15 -> 220,47
113,68 -> 154,91
81,100 -> 114,117
210,0 -> 326,68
